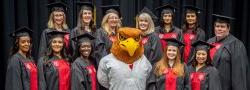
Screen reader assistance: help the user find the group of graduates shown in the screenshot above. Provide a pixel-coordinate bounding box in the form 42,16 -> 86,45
5,0 -> 250,90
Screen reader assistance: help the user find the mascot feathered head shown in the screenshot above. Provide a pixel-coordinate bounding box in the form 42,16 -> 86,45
111,27 -> 144,64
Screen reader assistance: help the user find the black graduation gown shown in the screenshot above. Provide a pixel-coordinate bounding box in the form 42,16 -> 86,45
207,34 -> 249,90
147,64 -> 187,90
155,26 -> 183,50
185,65 -> 221,90
38,56 -> 71,90
142,32 -> 163,65
183,27 -> 205,65
38,29 -> 71,58
94,28 -> 115,65
71,57 -> 99,90
70,27 -> 96,56
5,53 -> 38,90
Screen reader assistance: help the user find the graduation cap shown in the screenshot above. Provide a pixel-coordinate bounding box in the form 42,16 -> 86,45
47,30 -> 69,44
137,7 -> 158,21
192,40 -> 214,52
155,4 -> 177,13
47,1 -> 68,13
76,0 -> 94,10
72,33 -> 95,44
212,14 -> 235,24
9,26 -> 33,38
164,38 -> 185,47
100,5 -> 120,17
184,5 -> 202,14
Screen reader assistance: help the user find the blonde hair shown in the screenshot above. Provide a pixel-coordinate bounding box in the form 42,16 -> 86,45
47,11 -> 68,30
136,13 -> 155,35
154,46 -> 184,77
101,13 -> 122,35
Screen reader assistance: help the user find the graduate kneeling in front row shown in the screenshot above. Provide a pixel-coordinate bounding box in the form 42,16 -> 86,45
38,30 -> 71,90
185,40 -> 221,90
147,38 -> 187,90
97,27 -> 152,90
71,33 -> 99,90
6,27 -> 38,90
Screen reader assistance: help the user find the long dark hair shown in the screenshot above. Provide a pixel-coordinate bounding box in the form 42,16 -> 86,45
191,49 -> 212,67
10,36 -> 32,56
45,36 -> 69,61
182,9 -> 200,33
160,9 -> 175,28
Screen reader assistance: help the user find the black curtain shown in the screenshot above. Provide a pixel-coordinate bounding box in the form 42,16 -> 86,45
1,0 -> 249,88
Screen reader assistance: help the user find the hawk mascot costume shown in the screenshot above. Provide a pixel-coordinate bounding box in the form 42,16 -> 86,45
97,27 -> 152,90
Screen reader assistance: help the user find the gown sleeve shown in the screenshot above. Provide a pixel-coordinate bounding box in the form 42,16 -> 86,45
5,58 -> 23,90
97,59 -> 109,89
197,28 -> 206,41
184,65 -> 191,90
94,29 -> 107,65
208,67 -> 222,90
146,66 -> 156,90
38,30 -> 48,58
175,27 -> 184,42
70,28 -> 77,56
230,40 -> 249,90
71,63 -> 87,90
37,57 -> 46,90
149,34 -> 163,64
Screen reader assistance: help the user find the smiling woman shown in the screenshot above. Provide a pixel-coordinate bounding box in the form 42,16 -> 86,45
147,38 -> 186,90
182,5 -> 205,65
70,1 -> 96,56
38,1 -> 71,59
6,27 -> 38,90
184,40 -> 221,90
71,33 -> 99,90
135,7 -> 163,65
94,4 -> 122,65
37,30 -> 71,90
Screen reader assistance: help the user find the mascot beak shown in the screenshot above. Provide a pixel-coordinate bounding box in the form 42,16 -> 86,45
119,38 -> 139,56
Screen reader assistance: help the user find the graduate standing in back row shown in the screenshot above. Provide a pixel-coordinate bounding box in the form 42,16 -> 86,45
207,14 -> 250,90
182,5 -> 205,65
5,27 -> 38,90
136,7 -> 163,65
39,1 -> 71,58
94,1 -> 122,65
155,3 -> 183,50
70,0 -> 96,56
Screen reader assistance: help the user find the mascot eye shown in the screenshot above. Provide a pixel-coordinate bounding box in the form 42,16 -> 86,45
134,36 -> 141,42
119,35 -> 127,41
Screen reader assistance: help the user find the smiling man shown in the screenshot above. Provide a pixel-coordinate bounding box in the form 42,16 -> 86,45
207,14 -> 250,90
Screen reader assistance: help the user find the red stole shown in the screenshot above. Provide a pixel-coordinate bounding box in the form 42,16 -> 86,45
183,33 -> 196,63
64,34 -> 70,49
190,72 -> 206,90
209,43 -> 222,61
51,59 -> 71,90
165,68 -> 177,90
159,33 -> 177,50
141,36 -> 149,45
85,65 -> 97,90
24,61 -> 38,90
109,35 -> 116,43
